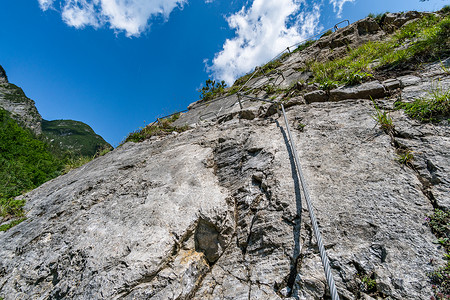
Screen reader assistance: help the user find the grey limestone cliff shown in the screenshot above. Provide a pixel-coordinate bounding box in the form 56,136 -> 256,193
0,68 -> 42,135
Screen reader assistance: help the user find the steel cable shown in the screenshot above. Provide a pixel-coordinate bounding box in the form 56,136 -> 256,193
281,103 -> 340,300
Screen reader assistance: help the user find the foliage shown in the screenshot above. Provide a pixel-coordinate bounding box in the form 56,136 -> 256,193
198,79 -> 227,101
344,71 -> 373,86
441,5 -> 450,15
123,113 -> 188,144
42,119 -> 112,157
396,149 -> 414,165
0,108 -> 64,228
293,40 -> 316,53
381,14 -> 449,67
371,101 -> 394,133
63,156 -> 95,174
395,87 -> 449,122
297,123 -> 306,131
368,12 -> 388,25
0,198 -> 25,219
320,29 -> 333,38
227,85 -> 241,96
0,218 -> 26,232
96,145 -> 112,157
318,79 -> 339,91
361,276 -> 377,292
0,108 -> 63,199
426,209 -> 450,299
261,60 -> 283,73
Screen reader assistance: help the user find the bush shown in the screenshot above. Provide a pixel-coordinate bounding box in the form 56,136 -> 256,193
198,79 -> 227,101
0,108 -> 64,229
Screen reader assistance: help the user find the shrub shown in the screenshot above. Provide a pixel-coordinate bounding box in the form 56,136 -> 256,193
0,108 -> 63,227
368,12 -> 388,25
198,79 -> 227,101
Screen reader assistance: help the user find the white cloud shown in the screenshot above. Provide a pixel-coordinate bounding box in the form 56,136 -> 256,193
62,0 -> 100,28
329,0 -> 354,18
207,0 -> 322,85
38,0 -> 187,37
38,0 -> 55,10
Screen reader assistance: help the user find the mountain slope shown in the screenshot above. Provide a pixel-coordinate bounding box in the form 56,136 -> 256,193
42,119 -> 111,157
0,70 -> 42,135
0,108 -> 62,218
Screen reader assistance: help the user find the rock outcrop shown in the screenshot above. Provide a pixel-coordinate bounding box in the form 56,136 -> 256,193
0,11 -> 449,300
0,71 -> 43,135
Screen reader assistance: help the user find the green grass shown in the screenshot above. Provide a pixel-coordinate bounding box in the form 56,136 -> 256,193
293,40 -> 315,53
309,14 -> 449,86
261,60 -> 282,73
395,87 -> 449,122
123,113 -> 188,144
361,276 -> 377,292
320,29 -> 333,38
396,149 -> 414,165
0,218 -> 26,232
371,101 -> 394,133
426,209 -> 450,299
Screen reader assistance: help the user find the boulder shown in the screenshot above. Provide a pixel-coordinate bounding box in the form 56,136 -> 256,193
329,81 -> 386,101
304,90 -> 328,103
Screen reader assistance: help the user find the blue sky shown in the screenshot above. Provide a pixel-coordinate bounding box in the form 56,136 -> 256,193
0,0 -> 447,146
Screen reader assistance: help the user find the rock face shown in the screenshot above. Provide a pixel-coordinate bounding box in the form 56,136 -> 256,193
0,72 -> 43,135
1,12 -> 449,300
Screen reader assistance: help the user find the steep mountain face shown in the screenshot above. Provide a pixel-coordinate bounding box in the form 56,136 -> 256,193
0,69 -> 42,135
0,11 -> 449,300
0,66 -> 111,156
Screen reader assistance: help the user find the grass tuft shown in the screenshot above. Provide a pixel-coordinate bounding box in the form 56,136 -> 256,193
395,87 -> 450,122
371,101 -> 394,133
0,218 -> 26,232
396,149 -> 414,165
123,113 -> 188,144
426,209 -> 450,299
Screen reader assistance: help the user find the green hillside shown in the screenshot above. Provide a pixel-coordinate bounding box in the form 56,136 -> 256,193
42,119 -> 112,157
0,108 -> 63,225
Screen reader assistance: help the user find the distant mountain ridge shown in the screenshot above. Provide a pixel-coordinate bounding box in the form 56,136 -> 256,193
0,66 -> 111,157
